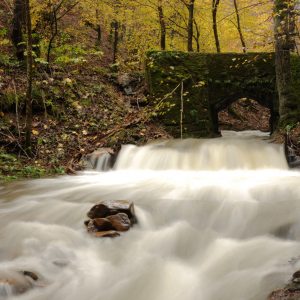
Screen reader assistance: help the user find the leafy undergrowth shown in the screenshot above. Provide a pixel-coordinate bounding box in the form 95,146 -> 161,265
0,58 -> 170,182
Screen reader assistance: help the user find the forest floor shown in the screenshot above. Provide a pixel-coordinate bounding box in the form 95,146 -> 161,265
0,55 -> 300,182
0,54 -> 172,182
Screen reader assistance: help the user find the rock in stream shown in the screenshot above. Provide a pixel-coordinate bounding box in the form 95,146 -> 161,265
85,200 -> 136,238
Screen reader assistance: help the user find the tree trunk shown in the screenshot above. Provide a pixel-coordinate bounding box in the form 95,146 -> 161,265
187,0 -> 195,52
47,6 -> 58,66
274,0 -> 297,125
193,19 -> 200,52
158,4 -> 166,50
95,9 -> 102,47
112,21 -> 119,63
24,0 -> 33,153
11,0 -> 25,60
233,0 -> 246,53
212,0 -> 221,53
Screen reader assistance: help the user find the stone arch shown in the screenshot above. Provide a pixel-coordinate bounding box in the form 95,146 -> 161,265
210,92 -> 277,134
145,51 -> 296,138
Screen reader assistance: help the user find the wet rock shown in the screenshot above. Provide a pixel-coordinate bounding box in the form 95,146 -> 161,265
92,230 -> 120,238
292,271 -> 300,283
86,218 -> 115,233
87,200 -> 137,224
268,288 -> 300,300
85,148 -> 116,171
22,271 -> 38,281
268,270 -> 300,299
93,217 -> 113,229
85,200 -> 137,238
0,271 -> 37,297
107,213 -> 131,231
86,220 -> 97,233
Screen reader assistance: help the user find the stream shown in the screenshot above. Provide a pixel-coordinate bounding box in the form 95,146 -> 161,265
0,131 -> 300,300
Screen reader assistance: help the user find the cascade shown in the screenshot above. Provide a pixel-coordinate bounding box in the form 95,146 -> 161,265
0,131 -> 299,300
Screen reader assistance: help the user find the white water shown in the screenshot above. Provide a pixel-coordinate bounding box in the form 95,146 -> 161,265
0,131 -> 300,300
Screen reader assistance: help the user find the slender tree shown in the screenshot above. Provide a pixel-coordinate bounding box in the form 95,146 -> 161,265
187,0 -> 195,52
193,19 -> 200,52
233,0 -> 246,53
112,20 -> 119,63
24,0 -> 33,152
157,2 -> 166,50
274,0 -> 297,125
46,0 -> 79,67
85,9 -> 102,47
11,0 -> 25,60
212,0 -> 220,52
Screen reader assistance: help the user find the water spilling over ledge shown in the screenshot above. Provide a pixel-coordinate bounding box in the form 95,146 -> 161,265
0,131 -> 300,300
114,132 -> 287,171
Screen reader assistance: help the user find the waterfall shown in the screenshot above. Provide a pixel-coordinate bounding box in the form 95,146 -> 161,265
0,131 -> 299,300
114,131 -> 287,170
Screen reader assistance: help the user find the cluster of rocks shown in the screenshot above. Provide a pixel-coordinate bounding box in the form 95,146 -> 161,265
268,270 -> 300,300
0,270 -> 39,298
85,200 -> 137,238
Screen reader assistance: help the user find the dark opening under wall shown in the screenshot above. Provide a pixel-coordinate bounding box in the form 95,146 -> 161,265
218,98 -> 271,133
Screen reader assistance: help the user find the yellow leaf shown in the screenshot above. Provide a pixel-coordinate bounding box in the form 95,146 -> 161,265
32,129 -> 39,135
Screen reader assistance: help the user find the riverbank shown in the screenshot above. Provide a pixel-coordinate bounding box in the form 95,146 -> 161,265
1,55 -> 299,182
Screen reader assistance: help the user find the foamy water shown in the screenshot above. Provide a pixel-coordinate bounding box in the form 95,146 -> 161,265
0,131 -> 299,300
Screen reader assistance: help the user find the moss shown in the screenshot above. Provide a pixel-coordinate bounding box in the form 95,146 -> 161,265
146,51 -> 276,137
146,51 -> 300,137
146,51 -> 212,137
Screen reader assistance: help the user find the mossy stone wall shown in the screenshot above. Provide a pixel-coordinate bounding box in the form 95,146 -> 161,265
146,51 -> 300,137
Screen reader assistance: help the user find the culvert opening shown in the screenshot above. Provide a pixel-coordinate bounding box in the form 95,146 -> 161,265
217,98 -> 271,133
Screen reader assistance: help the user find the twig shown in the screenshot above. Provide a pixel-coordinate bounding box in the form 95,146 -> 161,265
155,82 -> 181,108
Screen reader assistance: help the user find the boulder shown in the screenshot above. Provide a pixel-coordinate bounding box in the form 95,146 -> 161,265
268,270 -> 300,299
85,148 -> 116,171
92,231 -> 120,238
87,200 -> 137,224
268,289 -> 300,300
107,213 -> 131,231
0,270 -> 39,297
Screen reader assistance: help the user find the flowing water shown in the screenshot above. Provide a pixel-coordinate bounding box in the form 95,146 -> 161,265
0,131 -> 300,300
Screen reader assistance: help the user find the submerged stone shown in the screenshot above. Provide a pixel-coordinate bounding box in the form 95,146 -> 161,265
0,270 -> 39,297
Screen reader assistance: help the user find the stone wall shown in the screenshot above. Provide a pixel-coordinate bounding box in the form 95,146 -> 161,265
145,51 -> 300,138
